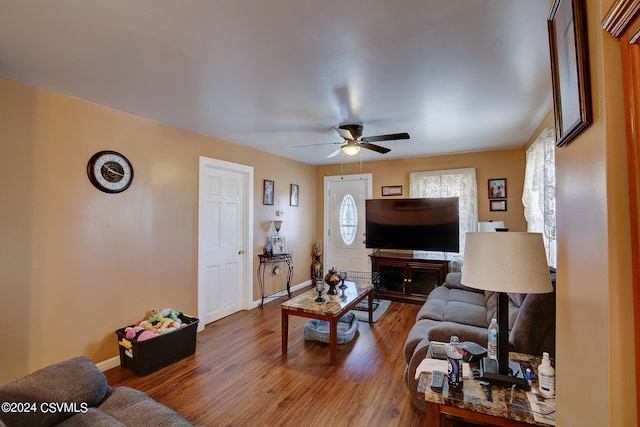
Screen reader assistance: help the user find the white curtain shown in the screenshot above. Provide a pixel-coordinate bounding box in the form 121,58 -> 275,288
522,128 -> 557,268
410,168 -> 478,260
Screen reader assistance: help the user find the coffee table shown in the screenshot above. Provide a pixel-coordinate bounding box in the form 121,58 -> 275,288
281,280 -> 374,365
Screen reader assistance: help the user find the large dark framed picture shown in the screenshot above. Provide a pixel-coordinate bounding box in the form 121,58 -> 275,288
548,0 -> 592,147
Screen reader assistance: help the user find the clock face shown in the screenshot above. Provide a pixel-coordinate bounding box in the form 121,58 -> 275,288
87,150 -> 134,193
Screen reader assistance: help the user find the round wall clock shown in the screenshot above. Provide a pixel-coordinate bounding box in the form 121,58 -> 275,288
87,150 -> 134,193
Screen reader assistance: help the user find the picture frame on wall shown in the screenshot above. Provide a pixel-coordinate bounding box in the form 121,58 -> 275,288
488,178 -> 507,199
382,185 -> 403,196
490,200 -> 507,212
290,183 -> 299,206
548,0 -> 592,147
271,235 -> 287,254
263,180 -> 274,205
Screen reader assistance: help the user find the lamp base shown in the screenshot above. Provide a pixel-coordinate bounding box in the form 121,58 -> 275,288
480,357 -> 530,390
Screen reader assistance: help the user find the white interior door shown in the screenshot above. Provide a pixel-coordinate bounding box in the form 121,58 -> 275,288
198,157 -> 253,328
324,174 -> 372,273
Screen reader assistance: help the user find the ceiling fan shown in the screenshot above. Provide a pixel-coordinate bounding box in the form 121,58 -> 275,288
297,124 -> 410,158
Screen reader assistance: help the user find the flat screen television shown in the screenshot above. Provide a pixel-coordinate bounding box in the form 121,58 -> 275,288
365,197 -> 459,252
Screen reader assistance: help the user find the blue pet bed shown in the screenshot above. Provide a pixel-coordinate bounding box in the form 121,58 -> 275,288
303,312 -> 359,344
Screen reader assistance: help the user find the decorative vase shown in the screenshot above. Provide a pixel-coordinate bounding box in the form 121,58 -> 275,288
311,255 -> 323,282
324,267 -> 341,295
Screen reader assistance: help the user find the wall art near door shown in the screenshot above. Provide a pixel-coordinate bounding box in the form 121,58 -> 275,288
290,183 -> 299,206
263,179 -> 274,205
382,185 -> 403,196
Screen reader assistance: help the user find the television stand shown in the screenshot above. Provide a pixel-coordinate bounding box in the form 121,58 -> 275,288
369,252 -> 448,304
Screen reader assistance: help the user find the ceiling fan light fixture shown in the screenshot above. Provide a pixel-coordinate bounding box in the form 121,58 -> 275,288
342,143 -> 360,156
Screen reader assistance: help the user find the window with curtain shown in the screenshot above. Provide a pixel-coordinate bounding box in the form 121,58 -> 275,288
410,168 -> 478,260
522,128 -> 556,268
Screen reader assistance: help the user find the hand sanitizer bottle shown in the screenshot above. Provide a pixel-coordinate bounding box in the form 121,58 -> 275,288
537,352 -> 555,398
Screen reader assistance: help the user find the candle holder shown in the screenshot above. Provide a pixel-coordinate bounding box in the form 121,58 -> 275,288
314,280 -> 325,302
339,270 -> 348,291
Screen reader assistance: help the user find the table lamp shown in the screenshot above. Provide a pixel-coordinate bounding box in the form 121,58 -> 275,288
273,220 -> 283,236
461,232 -> 553,389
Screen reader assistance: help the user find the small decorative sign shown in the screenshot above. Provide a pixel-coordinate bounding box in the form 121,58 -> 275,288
382,185 -> 403,196
490,200 -> 507,212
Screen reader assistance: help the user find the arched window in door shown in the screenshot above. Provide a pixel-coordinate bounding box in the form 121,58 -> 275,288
339,193 -> 357,246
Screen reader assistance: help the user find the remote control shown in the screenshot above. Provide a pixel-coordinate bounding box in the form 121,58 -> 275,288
430,370 -> 445,392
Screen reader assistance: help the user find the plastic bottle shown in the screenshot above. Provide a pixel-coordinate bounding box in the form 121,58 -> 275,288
487,318 -> 498,360
537,352 -> 555,398
445,335 -> 464,390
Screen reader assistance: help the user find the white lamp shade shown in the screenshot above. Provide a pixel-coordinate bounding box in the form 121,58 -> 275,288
461,232 -> 553,294
478,221 -> 505,232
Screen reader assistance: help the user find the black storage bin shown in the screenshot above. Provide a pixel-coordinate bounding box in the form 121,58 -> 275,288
116,314 -> 199,376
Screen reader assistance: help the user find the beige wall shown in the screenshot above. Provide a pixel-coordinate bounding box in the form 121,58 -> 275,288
315,148 -> 528,242
554,0 -> 636,425
0,77 -> 316,383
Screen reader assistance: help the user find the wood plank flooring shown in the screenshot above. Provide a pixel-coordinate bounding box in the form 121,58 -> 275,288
105,290 -> 426,426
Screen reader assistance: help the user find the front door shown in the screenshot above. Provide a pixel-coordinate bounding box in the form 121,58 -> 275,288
324,174 -> 372,273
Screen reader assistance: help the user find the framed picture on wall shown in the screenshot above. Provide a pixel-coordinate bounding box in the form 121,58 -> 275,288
488,178 -> 507,199
290,184 -> 299,206
382,185 -> 403,196
263,180 -> 274,205
548,0 -> 592,147
490,200 -> 507,212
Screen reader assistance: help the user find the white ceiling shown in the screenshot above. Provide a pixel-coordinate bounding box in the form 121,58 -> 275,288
0,0 -> 553,165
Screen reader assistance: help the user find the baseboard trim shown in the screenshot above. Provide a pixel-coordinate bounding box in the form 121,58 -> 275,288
96,355 -> 120,372
250,280 -> 311,308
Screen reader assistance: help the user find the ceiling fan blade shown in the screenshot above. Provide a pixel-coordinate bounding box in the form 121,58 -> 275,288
360,143 -> 391,154
335,127 -> 354,140
294,142 -> 343,148
361,132 -> 410,143
327,147 -> 343,158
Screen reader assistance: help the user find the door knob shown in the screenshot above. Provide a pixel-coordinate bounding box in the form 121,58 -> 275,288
238,249 -> 245,254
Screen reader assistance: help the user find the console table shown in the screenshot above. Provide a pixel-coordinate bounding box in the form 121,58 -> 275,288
417,353 -> 552,426
370,252 -> 448,304
257,252 -> 293,306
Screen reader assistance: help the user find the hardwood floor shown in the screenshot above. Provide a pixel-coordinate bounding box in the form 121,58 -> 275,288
104,290 -> 427,426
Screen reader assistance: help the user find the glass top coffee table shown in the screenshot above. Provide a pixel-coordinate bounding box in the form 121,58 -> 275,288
281,280 -> 374,365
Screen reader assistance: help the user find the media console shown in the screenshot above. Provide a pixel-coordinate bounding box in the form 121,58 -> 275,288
369,252 -> 448,304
